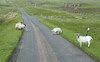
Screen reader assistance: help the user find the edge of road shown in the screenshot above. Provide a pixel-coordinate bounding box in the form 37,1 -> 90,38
61,35 -> 99,62
7,30 -> 24,62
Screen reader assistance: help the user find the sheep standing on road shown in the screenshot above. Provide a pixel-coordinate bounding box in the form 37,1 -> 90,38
15,22 -> 26,30
51,28 -> 62,34
76,33 -> 93,48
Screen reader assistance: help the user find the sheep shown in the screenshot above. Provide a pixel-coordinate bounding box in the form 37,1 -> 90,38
15,22 -> 21,29
18,24 -> 26,29
76,33 -> 93,48
15,22 -> 26,30
51,28 -> 62,34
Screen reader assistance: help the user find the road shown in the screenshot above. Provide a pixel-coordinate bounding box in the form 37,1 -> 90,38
14,8 -> 96,62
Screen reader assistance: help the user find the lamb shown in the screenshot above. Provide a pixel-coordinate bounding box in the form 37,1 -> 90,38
76,33 -> 93,48
15,22 -> 26,30
51,28 -> 62,34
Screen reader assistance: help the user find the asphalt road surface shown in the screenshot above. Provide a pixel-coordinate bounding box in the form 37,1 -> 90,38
15,8 -> 96,62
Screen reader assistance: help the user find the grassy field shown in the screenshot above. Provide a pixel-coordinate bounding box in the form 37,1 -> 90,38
0,0 -> 100,62
7,0 -> 100,8
0,4 -> 23,62
24,7 -> 100,61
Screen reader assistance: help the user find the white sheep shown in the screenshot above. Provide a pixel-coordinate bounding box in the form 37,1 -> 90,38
18,24 -> 26,29
51,28 -> 62,34
76,33 -> 93,48
15,22 -> 26,30
15,22 -> 21,29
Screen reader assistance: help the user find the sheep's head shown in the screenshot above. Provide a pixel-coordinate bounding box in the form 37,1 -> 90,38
24,24 -> 26,26
75,33 -> 80,38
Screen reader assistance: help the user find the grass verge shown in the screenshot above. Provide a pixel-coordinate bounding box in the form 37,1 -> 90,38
0,5 -> 23,62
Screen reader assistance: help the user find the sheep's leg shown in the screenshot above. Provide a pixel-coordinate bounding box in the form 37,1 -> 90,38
80,42 -> 82,47
54,31 -> 57,34
88,41 -> 90,48
57,32 -> 59,34
56,31 -> 59,34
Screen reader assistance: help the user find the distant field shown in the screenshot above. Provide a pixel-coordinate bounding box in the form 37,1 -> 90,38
0,4 -> 23,62
7,0 -> 100,8
25,7 -> 100,61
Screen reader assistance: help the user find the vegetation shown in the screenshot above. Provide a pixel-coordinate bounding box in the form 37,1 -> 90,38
0,0 -> 100,62
0,4 -> 23,62
7,0 -> 100,8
